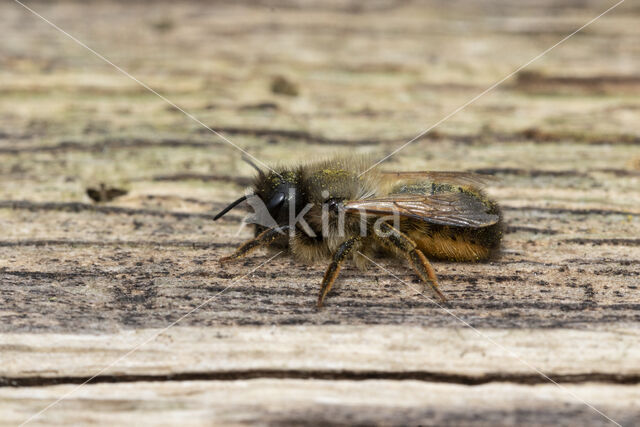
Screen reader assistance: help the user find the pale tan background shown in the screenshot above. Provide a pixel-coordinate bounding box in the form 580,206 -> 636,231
1,0 -> 639,425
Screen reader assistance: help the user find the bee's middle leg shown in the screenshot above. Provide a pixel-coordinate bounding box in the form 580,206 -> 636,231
376,222 -> 447,302
220,225 -> 290,263
317,237 -> 362,308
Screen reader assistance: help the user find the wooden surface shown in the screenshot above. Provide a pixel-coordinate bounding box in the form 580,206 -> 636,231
1,0 -> 640,425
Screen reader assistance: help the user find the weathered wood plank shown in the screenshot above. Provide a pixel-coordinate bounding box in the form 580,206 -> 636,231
1,327 -> 640,380
1,0 -> 640,425
1,380 -> 639,426
1,217 -> 638,332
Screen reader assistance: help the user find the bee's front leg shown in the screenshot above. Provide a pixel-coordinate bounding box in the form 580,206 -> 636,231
317,237 -> 362,308
220,225 -> 290,263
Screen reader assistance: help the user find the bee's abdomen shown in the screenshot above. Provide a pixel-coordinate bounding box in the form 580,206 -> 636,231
408,200 -> 503,262
411,227 -> 500,262
393,182 -> 503,261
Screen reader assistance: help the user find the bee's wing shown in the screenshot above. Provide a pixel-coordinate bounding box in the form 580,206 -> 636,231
343,193 -> 499,227
381,171 -> 497,187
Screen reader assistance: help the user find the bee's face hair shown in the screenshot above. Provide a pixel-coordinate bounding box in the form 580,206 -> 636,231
255,171 -> 304,225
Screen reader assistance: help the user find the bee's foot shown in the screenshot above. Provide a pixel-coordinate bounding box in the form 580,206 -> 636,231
433,288 -> 449,304
219,255 -> 238,264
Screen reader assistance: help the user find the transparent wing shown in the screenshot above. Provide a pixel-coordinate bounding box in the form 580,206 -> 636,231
343,193 -> 499,228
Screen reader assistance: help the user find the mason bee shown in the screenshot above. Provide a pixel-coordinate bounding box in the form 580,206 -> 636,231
214,156 -> 503,307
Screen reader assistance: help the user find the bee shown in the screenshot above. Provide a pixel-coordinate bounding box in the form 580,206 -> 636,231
214,156 -> 503,307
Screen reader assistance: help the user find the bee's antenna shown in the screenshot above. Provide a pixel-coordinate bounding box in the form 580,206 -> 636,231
242,155 -> 265,177
213,195 -> 250,220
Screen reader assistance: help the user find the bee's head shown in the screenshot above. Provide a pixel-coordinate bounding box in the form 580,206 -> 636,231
253,170 -> 304,225
213,159 -> 305,227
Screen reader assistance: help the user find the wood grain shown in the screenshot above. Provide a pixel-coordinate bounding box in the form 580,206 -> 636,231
2,381 -> 639,426
2,327 -> 640,381
1,0 -> 639,425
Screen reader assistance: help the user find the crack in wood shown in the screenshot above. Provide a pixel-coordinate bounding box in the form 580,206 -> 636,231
0,200 -> 218,220
565,238 -> 640,247
502,206 -> 640,217
0,239 -> 234,249
505,226 -> 558,235
474,167 -> 640,178
2,370 -> 639,388
144,173 -> 252,186
4,128 -> 640,157
0,138 -> 224,154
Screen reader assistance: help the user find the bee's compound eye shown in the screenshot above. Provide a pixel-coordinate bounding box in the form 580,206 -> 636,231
267,192 -> 286,211
325,198 -> 342,213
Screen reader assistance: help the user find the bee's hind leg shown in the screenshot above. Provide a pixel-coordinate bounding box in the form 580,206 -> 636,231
317,237 -> 362,308
220,225 -> 290,263
409,248 -> 448,302
376,222 -> 447,302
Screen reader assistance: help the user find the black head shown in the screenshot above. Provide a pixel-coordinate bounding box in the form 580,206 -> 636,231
213,167 -> 305,226
254,170 -> 304,225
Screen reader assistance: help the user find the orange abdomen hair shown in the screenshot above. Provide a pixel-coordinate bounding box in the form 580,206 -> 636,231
411,231 -> 492,262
